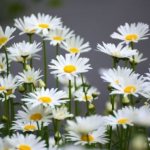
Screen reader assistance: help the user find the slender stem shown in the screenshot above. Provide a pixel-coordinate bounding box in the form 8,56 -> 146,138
74,77 -> 79,116
130,42 -> 136,71
68,80 -> 72,113
56,44 -> 59,88
42,40 -> 47,86
53,119 -> 60,145
28,34 -> 33,67
4,94 -> 9,135
10,99 -> 14,121
3,46 -> 9,76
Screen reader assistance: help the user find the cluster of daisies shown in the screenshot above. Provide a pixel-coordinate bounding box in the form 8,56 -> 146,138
0,13 -> 150,150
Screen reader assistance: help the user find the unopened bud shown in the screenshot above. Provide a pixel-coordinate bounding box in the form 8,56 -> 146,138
38,79 -> 46,88
18,85 -> 25,93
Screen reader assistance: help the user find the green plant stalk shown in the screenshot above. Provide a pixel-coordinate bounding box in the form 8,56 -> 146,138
56,44 -> 59,88
68,80 -> 72,113
28,34 -> 33,67
4,46 -> 9,76
53,119 -> 60,145
4,94 -> 9,135
74,77 -> 79,116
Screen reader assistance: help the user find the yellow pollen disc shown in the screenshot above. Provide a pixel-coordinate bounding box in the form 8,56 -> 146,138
24,124 -> 36,131
38,23 -> 49,29
30,113 -> 42,121
0,37 -> 8,46
118,118 -> 129,124
27,76 -> 33,82
53,36 -> 63,41
0,86 -> 6,91
124,85 -> 136,94
63,65 -> 76,73
18,144 -> 31,150
81,134 -> 94,142
125,34 -> 138,41
39,96 -> 52,103
83,95 -> 92,101
69,47 -> 80,54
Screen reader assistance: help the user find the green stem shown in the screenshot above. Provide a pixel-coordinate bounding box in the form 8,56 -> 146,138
28,34 -> 33,67
56,44 -> 59,88
74,77 -> 79,116
3,46 -> 9,76
4,94 -> 9,135
68,80 -> 72,113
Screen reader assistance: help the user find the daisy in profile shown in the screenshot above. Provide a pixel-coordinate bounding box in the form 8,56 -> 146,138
110,73 -> 145,97
22,88 -> 68,108
15,105 -> 51,125
105,106 -> 135,128
129,51 -> 148,64
52,105 -> 73,120
111,22 -> 150,44
74,86 -> 100,103
7,133 -> 47,150
29,13 -> 62,36
7,41 -> 41,63
45,26 -> 74,46
14,15 -> 36,35
0,54 -> 7,74
61,36 -> 91,54
49,54 -> 92,79
0,26 -> 16,48
97,42 -> 137,59
17,68 -> 42,85
11,120 -> 38,132
65,115 -> 107,145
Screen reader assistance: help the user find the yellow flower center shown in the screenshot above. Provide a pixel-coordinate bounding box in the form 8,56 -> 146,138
83,95 -> 93,101
0,86 -> 6,91
25,28 -> 36,34
30,113 -> 42,121
38,23 -> 49,29
27,76 -> 33,82
125,34 -> 138,41
81,134 -> 94,142
124,85 -> 136,94
118,118 -> 129,124
63,65 -> 76,73
18,144 -> 31,150
69,48 -> 80,54
24,124 -> 36,131
53,36 -> 63,41
0,37 -> 8,46
39,96 -> 52,103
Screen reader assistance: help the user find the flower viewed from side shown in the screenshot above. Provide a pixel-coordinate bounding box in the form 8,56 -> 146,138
0,26 -> 16,48
97,42 -> 137,59
45,26 -> 74,46
22,88 -> 68,108
7,41 -> 41,62
111,22 -> 150,44
61,36 -> 91,54
49,54 -> 92,79
7,133 -> 47,150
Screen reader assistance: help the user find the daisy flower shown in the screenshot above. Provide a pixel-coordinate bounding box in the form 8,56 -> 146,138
49,54 -> 92,79
0,137 -> 13,150
14,15 -> 36,35
17,68 -> 42,84
0,26 -> 16,48
61,36 -> 91,54
0,54 -> 7,73
97,42 -> 137,59
129,51 -> 148,64
22,88 -> 68,108
110,73 -> 145,97
15,105 -> 51,125
105,106 -> 135,128
11,120 -> 39,132
52,105 -> 73,120
7,41 -> 41,63
111,22 -> 150,44
29,13 -> 62,36
74,86 -> 100,102
7,133 -> 47,150
45,26 -> 74,46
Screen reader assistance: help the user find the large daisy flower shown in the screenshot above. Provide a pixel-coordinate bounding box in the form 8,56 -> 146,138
61,36 -> 91,54
97,42 -> 137,59
49,54 -> 92,79
111,22 -> 150,44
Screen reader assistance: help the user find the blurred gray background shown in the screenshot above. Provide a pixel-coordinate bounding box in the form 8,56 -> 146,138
0,0 -> 150,112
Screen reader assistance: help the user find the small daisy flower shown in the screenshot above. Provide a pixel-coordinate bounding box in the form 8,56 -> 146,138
45,26 -> 74,46
15,105 -> 51,125
22,88 -> 68,108
52,105 -> 73,120
0,26 -> 16,48
7,133 -> 47,150
97,42 -> 137,59
105,106 -> 135,128
129,51 -> 148,64
61,36 -> 91,54
74,86 -> 100,103
7,41 -> 41,62
14,15 -> 36,35
111,22 -> 150,44
0,54 -> 7,73
17,68 -> 42,84
11,120 -> 38,132
49,54 -> 92,79
29,13 -> 62,36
